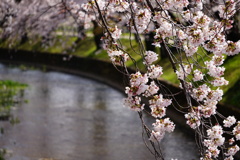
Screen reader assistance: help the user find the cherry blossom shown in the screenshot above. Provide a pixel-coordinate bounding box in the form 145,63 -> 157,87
143,81 -> 159,97
233,121 -> 240,140
147,65 -> 163,79
109,25 -> 122,40
107,50 -> 129,65
225,145 -> 240,156
123,96 -> 145,111
1,0 -> 240,159
176,64 -> 193,80
202,125 -> 226,159
192,84 -> 210,101
149,94 -> 172,109
185,110 -> 201,129
193,69 -> 204,82
223,116 -> 237,128
211,77 -> 229,87
144,51 -> 158,65
133,8 -> 151,33
150,118 -> 175,141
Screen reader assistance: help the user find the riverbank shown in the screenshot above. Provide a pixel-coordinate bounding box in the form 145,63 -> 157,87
1,48 -> 240,158
0,48 -> 240,124
1,35 -> 240,108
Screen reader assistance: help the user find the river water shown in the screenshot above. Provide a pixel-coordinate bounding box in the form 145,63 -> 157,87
0,64 -> 199,160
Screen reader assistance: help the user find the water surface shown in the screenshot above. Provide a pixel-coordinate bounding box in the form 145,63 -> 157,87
0,64 -> 199,160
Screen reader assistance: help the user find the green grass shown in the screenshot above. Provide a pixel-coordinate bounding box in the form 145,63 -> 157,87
1,35 -> 240,108
221,55 -> 240,106
0,80 -> 27,160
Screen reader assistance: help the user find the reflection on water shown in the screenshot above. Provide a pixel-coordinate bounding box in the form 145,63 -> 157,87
0,64 -> 199,160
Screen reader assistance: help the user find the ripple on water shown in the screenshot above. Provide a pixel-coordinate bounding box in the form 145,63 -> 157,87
0,64 -> 199,160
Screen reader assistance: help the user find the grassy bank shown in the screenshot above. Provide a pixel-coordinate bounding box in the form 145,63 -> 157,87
0,35 -> 240,108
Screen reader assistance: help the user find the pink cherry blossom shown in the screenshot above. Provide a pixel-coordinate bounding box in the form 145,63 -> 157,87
223,116 -> 236,128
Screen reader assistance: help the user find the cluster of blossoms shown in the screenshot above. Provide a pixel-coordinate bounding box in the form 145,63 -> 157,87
205,56 -> 229,87
217,0 -> 237,19
178,5 -> 240,57
160,0 -> 189,10
67,0 -> 96,29
193,69 -> 204,82
147,64 -> 163,79
82,0 -> 240,159
184,83 -> 224,129
233,122 -> 240,141
109,25 -> 122,40
1,0 -> 61,41
133,8 -> 151,33
224,116 -> 237,128
149,118 -> 175,142
201,116 -> 240,159
123,50 -> 174,141
179,54 -> 229,138
175,64 -> 193,80
108,0 -> 130,12
101,25 -> 129,65
107,49 -> 129,65
149,94 -> 172,118
144,51 -> 158,65
203,125 -> 225,159
153,11 -> 176,42
185,109 -> 201,129
3,0 -> 237,159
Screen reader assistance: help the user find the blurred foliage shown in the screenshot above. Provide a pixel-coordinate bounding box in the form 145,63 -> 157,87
0,80 -> 27,121
0,80 -> 28,160
0,148 -> 7,160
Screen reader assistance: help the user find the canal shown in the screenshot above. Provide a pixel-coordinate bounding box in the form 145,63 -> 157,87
0,64 -> 199,160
